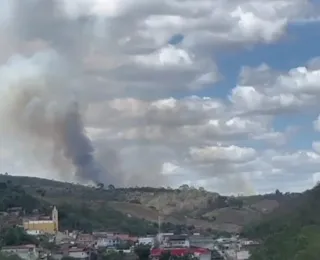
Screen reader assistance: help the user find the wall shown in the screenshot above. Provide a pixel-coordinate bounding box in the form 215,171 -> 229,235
68,251 -> 89,259
236,250 -> 250,260
138,237 -> 154,245
167,240 -> 190,248
199,253 -> 211,260
23,220 -> 56,234
26,230 -> 43,236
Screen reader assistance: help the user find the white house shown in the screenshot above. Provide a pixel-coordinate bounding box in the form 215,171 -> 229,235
138,237 -> 154,246
26,230 -> 44,236
163,235 -> 190,248
96,236 -> 121,248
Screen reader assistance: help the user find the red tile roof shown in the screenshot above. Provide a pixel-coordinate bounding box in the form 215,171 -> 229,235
151,247 -> 210,257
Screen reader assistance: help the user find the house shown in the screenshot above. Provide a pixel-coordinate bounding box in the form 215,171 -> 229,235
150,247 -> 211,260
76,234 -> 95,246
95,236 -> 121,248
138,237 -> 154,246
162,235 -> 190,248
7,207 -> 23,216
1,244 -> 39,260
236,250 -> 250,260
189,235 -> 214,249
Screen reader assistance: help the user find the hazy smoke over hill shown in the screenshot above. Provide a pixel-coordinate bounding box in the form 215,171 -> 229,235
0,51 -> 107,184
0,0 -> 116,185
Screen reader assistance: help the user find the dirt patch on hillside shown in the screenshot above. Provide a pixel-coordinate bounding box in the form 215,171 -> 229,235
108,201 -> 180,223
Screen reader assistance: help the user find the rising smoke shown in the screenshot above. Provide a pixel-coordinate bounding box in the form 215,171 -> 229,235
0,0 -> 159,186
0,50 -> 107,184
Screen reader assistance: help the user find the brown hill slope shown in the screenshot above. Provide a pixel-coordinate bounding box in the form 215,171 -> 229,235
0,174 -> 287,232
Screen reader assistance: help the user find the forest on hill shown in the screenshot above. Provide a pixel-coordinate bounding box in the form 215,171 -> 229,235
244,184 -> 320,260
0,174 -> 296,235
0,179 -> 162,235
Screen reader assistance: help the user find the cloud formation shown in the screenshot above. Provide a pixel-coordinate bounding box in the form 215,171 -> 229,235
0,0 -> 319,194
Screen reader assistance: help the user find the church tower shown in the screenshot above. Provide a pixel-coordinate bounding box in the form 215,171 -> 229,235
52,206 -> 59,233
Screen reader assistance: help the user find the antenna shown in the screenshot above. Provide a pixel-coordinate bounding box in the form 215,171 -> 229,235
158,200 -> 161,235
158,215 -> 161,235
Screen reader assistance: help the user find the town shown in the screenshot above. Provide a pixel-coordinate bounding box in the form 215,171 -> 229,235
0,206 -> 258,260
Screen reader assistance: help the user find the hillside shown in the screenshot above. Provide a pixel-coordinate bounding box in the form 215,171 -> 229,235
0,174 -> 288,233
0,178 -> 158,235
244,184 -> 320,260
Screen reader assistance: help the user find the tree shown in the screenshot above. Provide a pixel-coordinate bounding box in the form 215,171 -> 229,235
159,251 -> 171,260
1,227 -> 38,246
198,187 -> 205,192
228,197 -> 243,209
97,183 -> 104,189
108,184 -> 115,190
134,244 -> 151,260
0,253 -> 22,260
179,184 -> 189,191
36,189 -> 46,197
275,189 -> 282,198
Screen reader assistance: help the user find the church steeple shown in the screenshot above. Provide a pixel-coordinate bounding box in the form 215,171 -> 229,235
52,206 -> 59,233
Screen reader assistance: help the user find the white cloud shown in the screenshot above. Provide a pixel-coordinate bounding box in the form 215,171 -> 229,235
313,115 -> 320,132
189,145 -> 257,164
0,0 -> 318,194
230,63 -> 320,115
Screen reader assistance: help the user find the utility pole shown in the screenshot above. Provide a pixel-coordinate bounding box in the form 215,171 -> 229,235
158,215 -> 161,235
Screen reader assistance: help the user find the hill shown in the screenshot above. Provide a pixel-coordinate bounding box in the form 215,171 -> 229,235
0,178 -> 158,236
244,184 -> 320,260
0,174 -> 289,233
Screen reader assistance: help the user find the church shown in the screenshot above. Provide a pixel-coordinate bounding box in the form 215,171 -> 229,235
23,206 -> 59,235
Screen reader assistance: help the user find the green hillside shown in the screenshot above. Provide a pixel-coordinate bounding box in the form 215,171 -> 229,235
244,184 -> 320,260
0,176 -> 158,236
0,174 -> 289,234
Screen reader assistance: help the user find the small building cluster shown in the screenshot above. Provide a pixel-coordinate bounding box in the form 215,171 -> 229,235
0,205 -> 259,260
214,236 -> 259,260
150,233 -> 218,260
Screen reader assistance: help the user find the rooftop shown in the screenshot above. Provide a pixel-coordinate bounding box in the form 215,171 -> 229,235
151,247 -> 210,257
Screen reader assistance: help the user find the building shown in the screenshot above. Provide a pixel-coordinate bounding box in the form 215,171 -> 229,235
138,237 -> 155,246
95,235 -> 121,248
189,235 -> 214,249
26,230 -> 44,236
162,235 -> 190,248
1,244 -> 39,260
76,234 -> 95,246
23,206 -> 58,235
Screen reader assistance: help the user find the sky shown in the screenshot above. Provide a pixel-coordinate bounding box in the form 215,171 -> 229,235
0,0 -> 320,195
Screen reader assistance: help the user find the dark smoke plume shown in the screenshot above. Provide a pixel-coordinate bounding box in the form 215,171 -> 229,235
0,51 -> 106,184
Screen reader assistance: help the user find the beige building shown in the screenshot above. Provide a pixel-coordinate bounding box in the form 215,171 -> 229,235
23,206 -> 58,234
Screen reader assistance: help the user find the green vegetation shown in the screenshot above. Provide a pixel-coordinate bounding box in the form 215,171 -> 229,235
0,176 -> 159,236
0,253 -> 22,260
58,203 -> 158,235
0,181 -> 43,213
134,244 -> 151,260
245,184 -> 320,260
0,227 -> 38,247
0,173 -> 290,237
